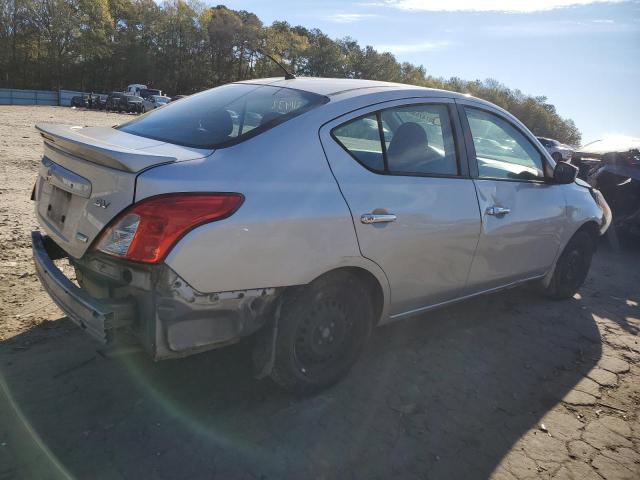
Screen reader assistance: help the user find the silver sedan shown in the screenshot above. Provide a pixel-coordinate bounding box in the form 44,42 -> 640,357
32,78 -> 611,393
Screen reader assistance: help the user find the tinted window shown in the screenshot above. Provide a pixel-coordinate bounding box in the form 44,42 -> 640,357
332,104 -> 459,176
119,83 -> 328,149
332,114 -> 384,171
381,105 -> 458,175
466,108 -> 544,181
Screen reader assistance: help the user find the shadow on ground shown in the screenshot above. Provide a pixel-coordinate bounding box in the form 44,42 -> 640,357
3,247 -> 638,480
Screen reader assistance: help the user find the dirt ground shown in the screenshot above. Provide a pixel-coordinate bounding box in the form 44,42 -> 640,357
0,105 -> 639,480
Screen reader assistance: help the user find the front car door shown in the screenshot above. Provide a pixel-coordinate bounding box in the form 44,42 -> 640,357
457,100 -> 567,293
320,98 -> 481,318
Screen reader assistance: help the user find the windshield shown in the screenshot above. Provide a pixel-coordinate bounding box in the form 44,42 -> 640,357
118,83 -> 328,149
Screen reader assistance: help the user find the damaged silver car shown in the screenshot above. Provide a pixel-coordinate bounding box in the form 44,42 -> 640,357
32,78 -> 611,393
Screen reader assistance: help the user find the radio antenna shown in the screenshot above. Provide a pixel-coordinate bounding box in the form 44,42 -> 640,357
255,49 -> 296,80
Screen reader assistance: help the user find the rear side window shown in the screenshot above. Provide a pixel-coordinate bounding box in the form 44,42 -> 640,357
332,103 -> 459,176
382,105 -> 458,175
119,83 -> 328,149
332,115 -> 385,171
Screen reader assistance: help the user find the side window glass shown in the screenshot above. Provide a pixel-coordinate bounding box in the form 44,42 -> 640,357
465,108 -> 544,181
332,114 -> 384,171
381,104 -> 458,175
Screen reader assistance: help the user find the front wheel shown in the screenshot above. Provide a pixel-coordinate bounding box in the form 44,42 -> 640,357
269,272 -> 373,394
542,231 -> 595,299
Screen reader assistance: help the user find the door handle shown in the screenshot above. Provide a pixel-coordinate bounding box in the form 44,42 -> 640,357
361,213 -> 397,224
486,206 -> 511,217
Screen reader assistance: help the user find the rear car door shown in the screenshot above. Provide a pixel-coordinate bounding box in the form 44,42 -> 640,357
320,98 -> 481,317
457,101 -> 566,292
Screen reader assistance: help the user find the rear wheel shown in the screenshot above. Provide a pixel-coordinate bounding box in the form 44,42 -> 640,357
543,231 -> 595,299
270,272 -> 373,394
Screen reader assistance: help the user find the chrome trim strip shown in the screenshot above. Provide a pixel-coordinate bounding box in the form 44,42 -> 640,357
43,157 -> 92,198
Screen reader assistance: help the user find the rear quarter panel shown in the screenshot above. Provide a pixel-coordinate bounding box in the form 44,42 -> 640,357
134,114 -> 385,296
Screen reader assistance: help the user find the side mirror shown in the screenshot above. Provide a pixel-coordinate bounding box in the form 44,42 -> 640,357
553,161 -> 579,184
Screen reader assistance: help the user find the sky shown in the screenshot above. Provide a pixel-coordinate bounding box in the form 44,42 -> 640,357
210,0 -> 640,144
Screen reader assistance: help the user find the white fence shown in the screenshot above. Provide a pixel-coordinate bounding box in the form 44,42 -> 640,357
0,88 -> 89,106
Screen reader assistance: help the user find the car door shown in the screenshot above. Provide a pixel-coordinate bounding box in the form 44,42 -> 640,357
320,98 -> 481,317
457,100 -> 567,292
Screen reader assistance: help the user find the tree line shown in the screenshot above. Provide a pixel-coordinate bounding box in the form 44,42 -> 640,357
0,0 -> 581,144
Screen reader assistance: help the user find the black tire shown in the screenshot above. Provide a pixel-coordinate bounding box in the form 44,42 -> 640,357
269,271 -> 373,394
543,231 -> 595,299
552,152 -> 563,163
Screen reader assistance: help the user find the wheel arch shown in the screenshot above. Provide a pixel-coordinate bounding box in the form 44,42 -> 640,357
542,219 -> 600,288
306,263 -> 390,326
574,220 -> 600,248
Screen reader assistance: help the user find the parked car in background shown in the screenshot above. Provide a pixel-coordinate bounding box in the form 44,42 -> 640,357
70,95 -> 88,108
126,85 -> 163,99
537,137 -> 574,162
139,88 -> 162,99
142,95 -> 171,112
32,78 -> 611,394
122,95 -> 144,113
126,84 -> 147,97
572,137 -> 640,238
105,92 -> 126,112
105,92 -> 143,113
93,94 -> 108,110
171,95 -> 187,102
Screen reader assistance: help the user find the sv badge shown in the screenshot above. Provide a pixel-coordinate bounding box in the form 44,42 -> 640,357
93,198 -> 111,209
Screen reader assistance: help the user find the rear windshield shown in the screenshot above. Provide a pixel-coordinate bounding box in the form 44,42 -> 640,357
118,83 -> 329,149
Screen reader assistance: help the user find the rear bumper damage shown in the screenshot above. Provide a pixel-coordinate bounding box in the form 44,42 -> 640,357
32,231 -> 280,359
32,232 -> 135,343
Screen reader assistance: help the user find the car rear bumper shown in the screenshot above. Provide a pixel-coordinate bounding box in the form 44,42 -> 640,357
32,231 -> 281,358
31,231 -> 136,343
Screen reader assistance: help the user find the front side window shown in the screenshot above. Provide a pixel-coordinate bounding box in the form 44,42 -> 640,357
466,108 -> 545,181
119,83 -> 328,149
332,103 -> 459,176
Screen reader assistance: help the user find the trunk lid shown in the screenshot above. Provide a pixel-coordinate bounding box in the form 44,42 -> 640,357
34,123 -> 211,258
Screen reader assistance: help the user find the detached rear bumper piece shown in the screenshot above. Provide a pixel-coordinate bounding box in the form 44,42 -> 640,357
31,231 -> 136,343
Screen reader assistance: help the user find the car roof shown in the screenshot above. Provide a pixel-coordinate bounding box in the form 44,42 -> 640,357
233,77 -> 529,128
236,77 -> 468,99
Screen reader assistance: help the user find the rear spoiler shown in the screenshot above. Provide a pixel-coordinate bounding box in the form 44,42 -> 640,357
35,123 -> 176,173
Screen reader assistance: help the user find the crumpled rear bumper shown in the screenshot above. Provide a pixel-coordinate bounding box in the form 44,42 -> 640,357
32,231 -> 281,359
31,231 -> 136,343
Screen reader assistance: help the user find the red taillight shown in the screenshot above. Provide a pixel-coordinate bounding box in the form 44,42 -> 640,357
94,193 -> 244,264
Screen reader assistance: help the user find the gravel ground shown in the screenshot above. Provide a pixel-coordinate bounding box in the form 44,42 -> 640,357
0,105 -> 639,480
